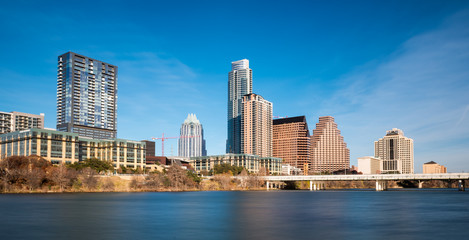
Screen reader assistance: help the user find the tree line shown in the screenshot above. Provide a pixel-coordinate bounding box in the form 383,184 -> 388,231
0,156 -> 269,193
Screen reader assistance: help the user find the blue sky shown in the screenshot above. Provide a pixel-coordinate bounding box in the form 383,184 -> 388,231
1,0 -> 468,172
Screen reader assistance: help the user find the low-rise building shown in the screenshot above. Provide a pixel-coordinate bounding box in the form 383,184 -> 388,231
423,161 -> 447,174
190,153 -> 282,175
281,164 -> 303,175
358,156 -> 382,174
0,128 -> 146,170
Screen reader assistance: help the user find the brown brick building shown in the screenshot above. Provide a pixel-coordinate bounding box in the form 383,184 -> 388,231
273,116 -> 310,174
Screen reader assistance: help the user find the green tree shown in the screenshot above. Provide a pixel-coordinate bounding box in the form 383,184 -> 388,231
68,158 -> 114,174
213,163 -> 245,175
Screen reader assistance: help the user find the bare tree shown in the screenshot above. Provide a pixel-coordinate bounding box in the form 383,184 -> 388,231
214,174 -> 232,190
48,164 -> 71,191
80,167 -> 98,190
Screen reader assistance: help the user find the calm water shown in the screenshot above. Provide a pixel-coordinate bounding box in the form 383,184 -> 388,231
1,189 -> 468,240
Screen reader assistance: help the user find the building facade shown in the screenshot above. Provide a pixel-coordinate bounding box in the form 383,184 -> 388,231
0,111 -> 44,135
190,153 -> 282,175
273,116 -> 310,173
142,140 -> 156,156
375,128 -> 414,174
423,161 -> 447,174
227,59 -> 252,154
0,128 -> 145,170
241,93 -> 272,157
56,52 -> 117,139
310,116 -> 350,173
357,156 -> 382,174
178,113 -> 206,157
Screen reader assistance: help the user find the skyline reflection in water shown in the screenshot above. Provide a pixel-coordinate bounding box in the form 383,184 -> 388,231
0,190 -> 468,240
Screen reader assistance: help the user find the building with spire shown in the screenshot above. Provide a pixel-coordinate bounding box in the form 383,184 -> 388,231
227,59 -> 252,154
273,116 -> 310,174
178,113 -> 206,158
375,128 -> 414,174
310,116 -> 350,173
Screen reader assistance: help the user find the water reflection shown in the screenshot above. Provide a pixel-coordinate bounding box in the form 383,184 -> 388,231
0,190 -> 468,240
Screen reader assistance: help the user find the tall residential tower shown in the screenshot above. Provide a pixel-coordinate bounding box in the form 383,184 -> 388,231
227,59 -> 252,154
178,113 -> 207,158
375,128 -> 414,174
241,93 -> 272,157
56,52 -> 117,139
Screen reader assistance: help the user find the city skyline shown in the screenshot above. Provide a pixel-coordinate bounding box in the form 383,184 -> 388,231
1,1 -> 469,172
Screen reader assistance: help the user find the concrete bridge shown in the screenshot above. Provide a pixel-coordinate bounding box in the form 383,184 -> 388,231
261,173 -> 469,191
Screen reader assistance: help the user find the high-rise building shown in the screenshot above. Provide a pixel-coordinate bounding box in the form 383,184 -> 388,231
0,111 -> 44,135
375,128 -> 414,174
310,116 -> 350,173
273,116 -> 310,173
241,93 -> 272,157
227,59 -> 252,153
357,156 -> 382,174
56,52 -> 117,139
178,113 -> 206,157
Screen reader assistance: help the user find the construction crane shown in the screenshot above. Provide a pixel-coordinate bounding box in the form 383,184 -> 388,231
151,133 -> 196,156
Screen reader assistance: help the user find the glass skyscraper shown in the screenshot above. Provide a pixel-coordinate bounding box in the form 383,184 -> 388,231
56,52 -> 117,139
227,59 -> 252,153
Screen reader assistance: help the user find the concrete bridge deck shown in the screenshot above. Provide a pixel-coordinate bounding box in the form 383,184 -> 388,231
260,173 -> 469,191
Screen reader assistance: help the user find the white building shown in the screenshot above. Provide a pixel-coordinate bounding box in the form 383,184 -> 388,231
357,156 -> 382,174
0,111 -> 44,135
374,128 -> 414,174
178,113 -> 206,157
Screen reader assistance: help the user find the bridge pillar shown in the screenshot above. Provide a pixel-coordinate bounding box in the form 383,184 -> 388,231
458,180 -> 465,191
267,181 -> 270,191
418,180 -> 424,189
375,180 -> 388,191
309,181 -> 312,191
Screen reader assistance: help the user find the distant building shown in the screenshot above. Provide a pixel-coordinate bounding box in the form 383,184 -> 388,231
178,113 -> 206,157
56,52 -> 117,139
310,116 -> 350,173
241,93 -> 272,157
423,161 -> 447,174
142,140 -> 156,156
281,164 -> 303,175
375,128 -> 414,174
0,111 -> 44,134
0,128 -> 145,170
273,116 -> 310,174
227,59 -> 252,154
357,156 -> 382,174
190,154 -> 282,175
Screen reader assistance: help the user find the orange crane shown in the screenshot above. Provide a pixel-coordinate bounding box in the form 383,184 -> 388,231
151,133 -> 196,156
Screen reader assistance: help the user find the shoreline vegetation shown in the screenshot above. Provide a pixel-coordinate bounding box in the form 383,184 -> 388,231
0,156 -> 464,194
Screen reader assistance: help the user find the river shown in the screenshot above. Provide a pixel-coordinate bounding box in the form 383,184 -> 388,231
0,189 -> 468,240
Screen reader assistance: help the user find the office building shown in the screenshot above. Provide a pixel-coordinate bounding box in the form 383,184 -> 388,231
0,128 -> 145,170
178,113 -> 206,157
56,52 -> 117,139
190,153 -> 282,175
423,161 -> 447,174
0,111 -> 44,135
142,140 -> 156,156
227,59 -> 252,154
375,128 -> 414,174
357,156 -> 382,174
241,93 -> 272,157
310,116 -> 350,173
273,116 -> 310,173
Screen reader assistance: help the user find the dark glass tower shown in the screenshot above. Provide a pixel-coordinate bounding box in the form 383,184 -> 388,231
56,52 -> 117,139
